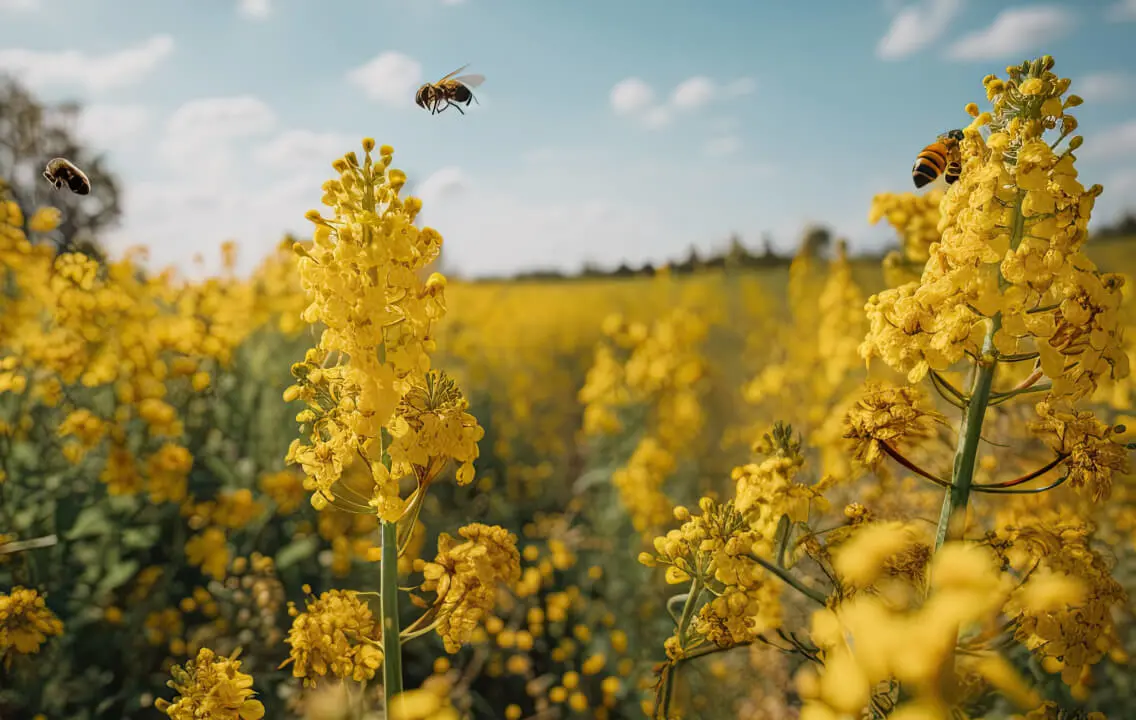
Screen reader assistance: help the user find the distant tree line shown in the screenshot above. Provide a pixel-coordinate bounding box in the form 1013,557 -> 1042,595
484,225 -> 889,283
1092,211 -> 1136,240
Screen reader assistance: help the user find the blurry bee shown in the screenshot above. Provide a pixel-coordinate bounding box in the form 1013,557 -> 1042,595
42,157 -> 91,195
912,129 -> 964,189
415,64 -> 485,116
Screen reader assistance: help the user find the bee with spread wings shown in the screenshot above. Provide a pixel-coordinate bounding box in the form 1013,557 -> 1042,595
415,64 -> 485,115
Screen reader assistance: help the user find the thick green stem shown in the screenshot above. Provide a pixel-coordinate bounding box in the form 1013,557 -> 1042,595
380,518 -> 403,705
935,320 -> 1000,549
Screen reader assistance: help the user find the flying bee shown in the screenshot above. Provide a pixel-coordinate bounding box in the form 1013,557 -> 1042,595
42,157 -> 91,196
912,129 -> 964,189
415,64 -> 485,116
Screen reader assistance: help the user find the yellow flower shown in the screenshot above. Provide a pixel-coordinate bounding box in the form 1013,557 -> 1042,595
389,676 -> 461,720
184,527 -> 230,581
282,587 -> 383,686
420,523 -> 521,653
1030,399 -> 1129,501
155,647 -> 264,720
0,586 -> 64,668
259,469 -> 307,514
27,207 -> 61,234
844,383 -> 943,469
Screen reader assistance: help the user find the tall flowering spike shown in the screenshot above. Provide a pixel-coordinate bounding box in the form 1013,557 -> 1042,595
861,56 -> 1128,395
285,140 -> 483,521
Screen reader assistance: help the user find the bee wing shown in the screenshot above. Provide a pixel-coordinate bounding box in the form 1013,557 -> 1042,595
452,73 -> 485,88
438,64 -> 471,82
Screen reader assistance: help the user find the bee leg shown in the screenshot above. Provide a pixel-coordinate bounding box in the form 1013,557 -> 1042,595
453,103 -> 465,115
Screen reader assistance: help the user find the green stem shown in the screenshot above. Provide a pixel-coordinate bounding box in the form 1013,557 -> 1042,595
658,577 -> 703,719
935,323 -> 1000,550
750,554 -> 828,605
380,518 -> 403,705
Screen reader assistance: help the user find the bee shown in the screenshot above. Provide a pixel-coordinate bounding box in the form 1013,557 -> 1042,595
415,64 -> 485,116
42,157 -> 91,196
912,129 -> 964,188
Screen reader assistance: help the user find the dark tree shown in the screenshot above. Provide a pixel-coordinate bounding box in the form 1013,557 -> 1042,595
798,224 -> 833,258
0,75 -> 122,262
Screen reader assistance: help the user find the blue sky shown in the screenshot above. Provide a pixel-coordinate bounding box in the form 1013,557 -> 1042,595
1,0 -> 1134,278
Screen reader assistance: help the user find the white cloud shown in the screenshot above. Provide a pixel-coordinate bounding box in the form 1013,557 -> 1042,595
0,34 -> 174,93
877,0 -> 964,59
1076,72 -> 1134,103
413,170 -> 672,277
162,96 -> 277,178
1081,120 -> 1136,158
671,76 -> 716,110
724,77 -> 756,96
76,104 -> 150,149
705,135 -> 742,158
417,166 -> 467,205
252,129 -> 355,170
610,77 -> 654,116
0,0 -> 39,11
1106,0 -> 1136,21
946,5 -> 1073,61
346,51 -> 423,108
237,0 -> 270,19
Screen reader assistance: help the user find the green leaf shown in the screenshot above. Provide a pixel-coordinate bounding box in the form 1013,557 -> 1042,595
66,506 -> 113,539
97,559 -> 140,595
122,526 -> 160,549
275,535 -> 320,570
203,454 -> 240,485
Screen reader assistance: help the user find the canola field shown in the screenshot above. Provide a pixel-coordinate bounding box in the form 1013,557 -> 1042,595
3,56 -> 1136,720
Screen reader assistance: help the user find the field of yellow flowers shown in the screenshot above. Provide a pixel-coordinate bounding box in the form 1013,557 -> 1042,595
3,55 -> 1136,720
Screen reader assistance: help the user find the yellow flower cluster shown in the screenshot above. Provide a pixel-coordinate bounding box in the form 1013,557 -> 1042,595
389,675 -> 461,720
1030,400 -> 1129,501
799,535 -> 1035,719
258,468 -> 307,514
742,240 -> 870,485
155,647 -> 264,720
734,425 -> 825,539
844,382 -> 944,469
418,523 -> 521,653
995,509 -> 1126,689
0,586 -> 64,668
869,188 -> 945,286
861,57 -> 1128,404
642,427 -> 826,661
609,437 -> 677,536
388,370 -> 483,487
284,140 -> 481,522
282,586 -> 383,687
579,308 -> 706,451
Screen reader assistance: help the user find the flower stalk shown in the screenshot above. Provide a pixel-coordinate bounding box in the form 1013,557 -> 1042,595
379,517 -> 403,702
936,321 -> 999,549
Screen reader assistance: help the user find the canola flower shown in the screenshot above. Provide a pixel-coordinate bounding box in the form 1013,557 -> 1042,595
280,139 -> 518,709
640,423 -> 832,718
859,55 -> 1132,545
635,55 -> 1136,720
0,586 -> 64,669
155,646 -> 265,720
